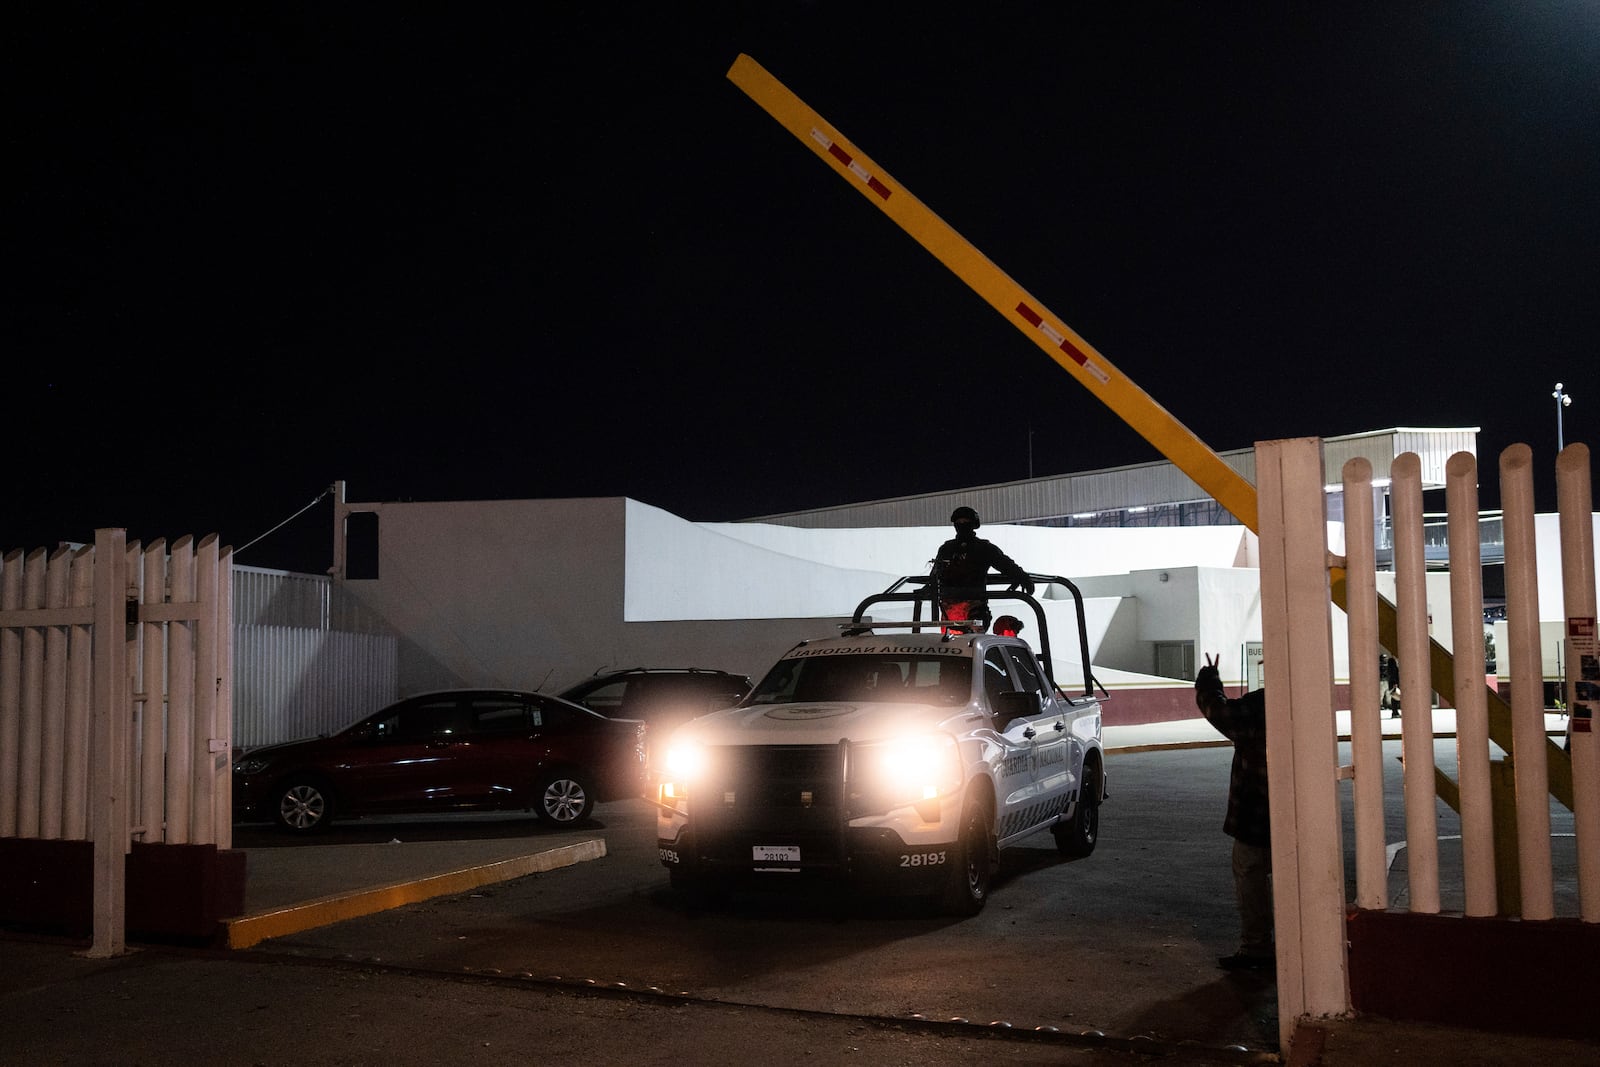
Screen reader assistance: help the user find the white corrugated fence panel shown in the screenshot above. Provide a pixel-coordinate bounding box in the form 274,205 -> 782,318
232,625 -> 397,748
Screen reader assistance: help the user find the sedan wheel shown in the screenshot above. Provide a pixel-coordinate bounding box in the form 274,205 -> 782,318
535,771 -> 593,825
274,780 -> 331,834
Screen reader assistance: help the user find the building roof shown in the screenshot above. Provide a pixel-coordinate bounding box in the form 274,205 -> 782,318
744,427 -> 1480,530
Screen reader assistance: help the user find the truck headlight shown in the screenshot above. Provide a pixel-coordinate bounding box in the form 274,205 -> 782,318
658,741 -> 707,812
853,733 -> 961,819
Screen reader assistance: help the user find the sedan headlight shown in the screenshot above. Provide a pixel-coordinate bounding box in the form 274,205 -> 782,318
234,755 -> 273,775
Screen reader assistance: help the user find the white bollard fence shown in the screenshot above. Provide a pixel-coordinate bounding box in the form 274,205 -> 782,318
0,529 -> 233,955
1335,443 -> 1597,922
1265,437 -> 1598,1040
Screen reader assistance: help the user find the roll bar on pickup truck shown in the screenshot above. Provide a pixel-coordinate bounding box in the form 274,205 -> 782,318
848,574 -> 1099,699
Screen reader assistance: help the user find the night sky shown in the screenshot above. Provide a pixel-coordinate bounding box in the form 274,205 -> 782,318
8,3 -> 1598,575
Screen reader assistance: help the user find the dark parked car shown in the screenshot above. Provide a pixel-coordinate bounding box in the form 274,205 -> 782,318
556,668 -> 751,752
233,689 -> 647,834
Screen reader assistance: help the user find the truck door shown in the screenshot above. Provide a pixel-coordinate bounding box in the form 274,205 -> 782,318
982,647 -> 1045,822
1003,645 -> 1070,815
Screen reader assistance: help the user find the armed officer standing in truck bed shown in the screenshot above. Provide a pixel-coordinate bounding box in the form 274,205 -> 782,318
931,507 -> 1034,630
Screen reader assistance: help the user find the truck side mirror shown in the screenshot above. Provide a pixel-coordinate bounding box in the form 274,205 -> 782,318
994,689 -> 1041,730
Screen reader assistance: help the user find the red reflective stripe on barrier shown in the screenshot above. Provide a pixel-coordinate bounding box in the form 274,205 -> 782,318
813,130 -> 891,200
1015,302 -> 1088,366
1058,336 -> 1091,367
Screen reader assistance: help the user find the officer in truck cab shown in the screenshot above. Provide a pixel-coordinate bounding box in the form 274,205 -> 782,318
931,507 -> 1033,630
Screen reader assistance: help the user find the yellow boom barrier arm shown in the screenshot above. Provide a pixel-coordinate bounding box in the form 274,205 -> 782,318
727,54 -> 1257,532
727,54 -> 1572,809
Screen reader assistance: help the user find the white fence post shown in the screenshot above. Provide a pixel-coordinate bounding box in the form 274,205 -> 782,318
166,537 -> 194,844
1256,437 -> 1350,1045
65,547 -> 93,840
86,528 -> 129,958
214,548 -> 234,848
1446,452 -> 1497,916
41,548 -> 70,839
1342,458 -> 1388,910
1500,444 -> 1554,917
1391,452 -> 1441,912
19,548 -> 45,838
139,540 -> 166,842
1556,444 -> 1600,921
0,549 -> 20,837
192,535 -> 219,844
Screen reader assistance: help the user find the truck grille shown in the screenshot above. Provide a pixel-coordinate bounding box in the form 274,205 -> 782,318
695,744 -> 846,868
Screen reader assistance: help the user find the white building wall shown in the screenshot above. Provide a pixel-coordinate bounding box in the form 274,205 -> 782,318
342,497 -> 629,694
1197,567 -> 1265,682
1076,595 -> 1145,678
329,493 -> 1600,713
696,519 -> 1258,587
340,497 -> 878,695
624,501 -> 896,621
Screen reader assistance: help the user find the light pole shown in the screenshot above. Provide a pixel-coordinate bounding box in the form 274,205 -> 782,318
1553,382 -> 1573,451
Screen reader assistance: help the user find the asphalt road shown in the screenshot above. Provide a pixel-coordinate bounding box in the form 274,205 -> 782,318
227,736 -> 1583,1053
236,746 -> 1284,1051
6,740 -> 1592,1066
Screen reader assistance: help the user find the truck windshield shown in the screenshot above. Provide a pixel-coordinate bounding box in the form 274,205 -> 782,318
748,653 -> 973,706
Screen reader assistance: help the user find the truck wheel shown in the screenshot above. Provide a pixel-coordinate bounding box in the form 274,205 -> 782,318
1053,760 -> 1101,858
943,795 -> 994,916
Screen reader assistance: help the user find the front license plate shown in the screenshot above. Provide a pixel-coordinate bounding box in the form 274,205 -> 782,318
753,844 -> 800,864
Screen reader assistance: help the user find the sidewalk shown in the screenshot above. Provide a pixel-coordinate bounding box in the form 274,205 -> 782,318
1102,709 -> 1571,754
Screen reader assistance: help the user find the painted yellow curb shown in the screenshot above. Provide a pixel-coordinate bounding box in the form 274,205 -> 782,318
226,838 -> 606,949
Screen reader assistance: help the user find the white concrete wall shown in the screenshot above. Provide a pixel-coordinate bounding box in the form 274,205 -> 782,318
331,494 -> 1599,711
1078,594 -> 1146,678
340,497 -> 887,695
1197,567 -> 1266,681
699,519 -> 1258,585
1535,512 -> 1600,623
341,497 -> 629,694
1070,566 -> 1262,683
623,501 -> 893,621
617,509 -> 1263,689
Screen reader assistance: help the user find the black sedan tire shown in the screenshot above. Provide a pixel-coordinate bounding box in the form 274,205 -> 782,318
534,769 -> 594,825
273,779 -> 333,834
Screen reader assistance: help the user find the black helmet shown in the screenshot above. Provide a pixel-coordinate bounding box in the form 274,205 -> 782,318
951,506 -> 980,529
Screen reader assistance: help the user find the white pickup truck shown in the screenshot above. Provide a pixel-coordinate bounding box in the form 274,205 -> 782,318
655,575 -> 1106,914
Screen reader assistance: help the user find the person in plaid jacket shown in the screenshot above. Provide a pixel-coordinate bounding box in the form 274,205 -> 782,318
1195,653 -> 1273,972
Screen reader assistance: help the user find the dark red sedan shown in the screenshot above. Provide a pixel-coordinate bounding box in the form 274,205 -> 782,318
232,689 -> 646,833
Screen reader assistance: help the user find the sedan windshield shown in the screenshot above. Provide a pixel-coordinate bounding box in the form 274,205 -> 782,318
748,653 -> 972,706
